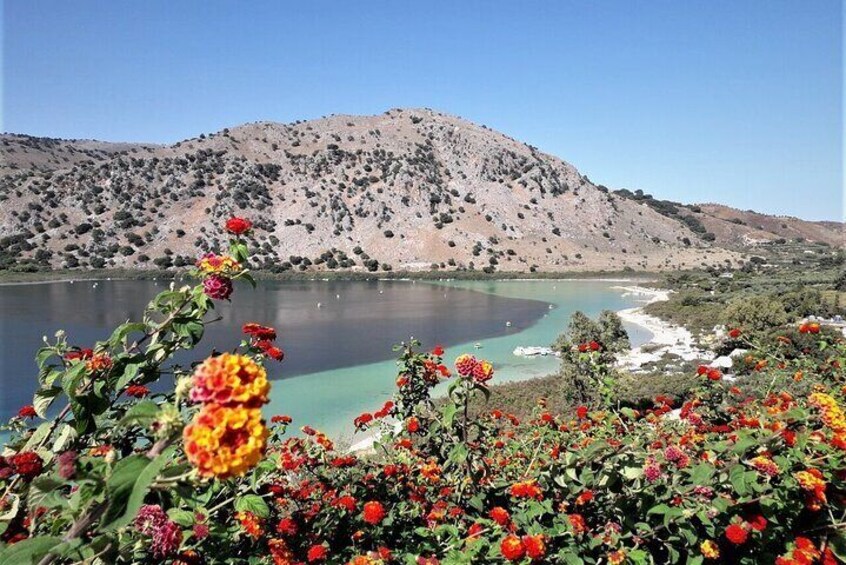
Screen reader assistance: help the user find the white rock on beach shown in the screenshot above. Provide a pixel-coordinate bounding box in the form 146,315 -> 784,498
613,286 -> 709,371
710,356 -> 733,369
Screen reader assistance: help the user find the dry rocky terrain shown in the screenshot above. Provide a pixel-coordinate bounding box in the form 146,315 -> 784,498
0,108 -> 841,274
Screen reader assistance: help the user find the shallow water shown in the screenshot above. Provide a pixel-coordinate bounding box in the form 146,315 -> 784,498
0,278 -> 650,438
271,279 -> 652,439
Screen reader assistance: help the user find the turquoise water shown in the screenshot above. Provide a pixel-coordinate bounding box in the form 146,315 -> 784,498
0,279 -> 650,442
268,279 -> 651,440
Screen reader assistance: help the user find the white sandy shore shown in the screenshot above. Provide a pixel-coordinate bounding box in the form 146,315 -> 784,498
612,286 -> 709,371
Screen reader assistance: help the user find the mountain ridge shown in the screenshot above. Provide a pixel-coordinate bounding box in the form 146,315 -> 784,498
1,108 -> 841,274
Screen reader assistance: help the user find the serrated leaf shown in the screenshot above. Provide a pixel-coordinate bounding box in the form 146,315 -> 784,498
234,494 -> 270,518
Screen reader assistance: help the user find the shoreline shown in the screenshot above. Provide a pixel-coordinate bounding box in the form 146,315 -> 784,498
348,284 -> 695,453
0,267 -> 665,286
612,285 -> 709,371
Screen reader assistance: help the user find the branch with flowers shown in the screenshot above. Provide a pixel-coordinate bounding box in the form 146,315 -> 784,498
0,218 -> 845,564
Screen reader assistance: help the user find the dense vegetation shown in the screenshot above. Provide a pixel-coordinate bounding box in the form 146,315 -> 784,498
645,247 -> 846,336
1,219 -> 845,564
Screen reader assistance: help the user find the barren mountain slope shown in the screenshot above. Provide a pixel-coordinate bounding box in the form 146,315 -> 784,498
692,203 -> 843,247
1,108 -> 834,274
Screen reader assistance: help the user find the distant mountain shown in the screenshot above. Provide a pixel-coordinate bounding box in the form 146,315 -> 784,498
0,108 -> 841,273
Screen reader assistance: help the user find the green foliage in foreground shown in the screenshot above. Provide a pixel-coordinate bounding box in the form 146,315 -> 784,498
0,224 -> 845,564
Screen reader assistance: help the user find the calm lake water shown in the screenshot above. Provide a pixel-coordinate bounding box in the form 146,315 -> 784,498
0,279 -> 650,438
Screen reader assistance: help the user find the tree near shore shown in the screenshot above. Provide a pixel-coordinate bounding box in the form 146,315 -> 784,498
552,310 -> 630,406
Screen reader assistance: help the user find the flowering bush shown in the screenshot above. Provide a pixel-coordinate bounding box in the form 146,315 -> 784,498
1,221 -> 845,564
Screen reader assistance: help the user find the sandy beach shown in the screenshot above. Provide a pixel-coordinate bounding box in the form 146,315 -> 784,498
612,286 -> 709,371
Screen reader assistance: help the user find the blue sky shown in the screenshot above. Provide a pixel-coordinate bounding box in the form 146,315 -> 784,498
2,1 -> 842,220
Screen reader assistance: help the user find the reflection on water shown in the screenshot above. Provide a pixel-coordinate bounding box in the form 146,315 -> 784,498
0,279 -> 548,418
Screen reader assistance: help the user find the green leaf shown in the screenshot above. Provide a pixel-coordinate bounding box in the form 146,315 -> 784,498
442,402 -> 458,428
234,494 -> 270,518
61,362 -> 88,399
622,466 -> 643,480
115,363 -> 141,390
22,422 -> 53,452
101,447 -> 174,530
447,443 -> 469,467
829,531 -> 846,560
52,424 -> 77,453
167,508 -> 196,527
0,535 -> 63,564
689,463 -> 714,485
109,322 -> 146,346
240,272 -> 257,288
33,387 -> 62,418
117,400 -> 160,428
729,465 -> 749,496
35,348 -> 56,370
731,433 -> 757,455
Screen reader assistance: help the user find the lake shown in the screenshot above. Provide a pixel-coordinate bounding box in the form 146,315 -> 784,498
0,279 -> 651,438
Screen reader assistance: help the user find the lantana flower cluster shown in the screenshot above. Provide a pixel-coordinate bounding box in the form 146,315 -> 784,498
183,352 -> 271,478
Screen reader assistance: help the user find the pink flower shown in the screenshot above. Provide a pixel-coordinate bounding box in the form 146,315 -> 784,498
135,505 -> 182,558
57,451 -> 77,480
135,505 -> 167,535
664,445 -> 683,462
151,520 -> 183,558
203,274 -> 233,300
644,461 -> 662,482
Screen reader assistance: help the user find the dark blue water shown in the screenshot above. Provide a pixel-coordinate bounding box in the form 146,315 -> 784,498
0,279 -> 549,419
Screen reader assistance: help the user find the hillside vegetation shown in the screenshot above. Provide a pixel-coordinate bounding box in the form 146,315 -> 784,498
2,109 -> 841,276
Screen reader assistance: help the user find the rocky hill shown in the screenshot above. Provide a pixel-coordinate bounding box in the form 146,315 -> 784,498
0,108 -> 841,274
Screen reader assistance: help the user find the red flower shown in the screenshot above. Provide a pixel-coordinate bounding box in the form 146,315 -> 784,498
725,523 -> 748,545
576,406 -> 589,420
11,452 -> 43,481
362,501 -> 386,525
697,365 -> 708,375
332,495 -> 357,512
193,523 -> 210,540
500,535 -> 525,562
471,360 -> 495,384
510,480 -> 543,500
568,513 -> 587,535
523,534 -> 546,560
64,348 -> 94,361
406,417 -> 420,433
575,490 -> 594,506
728,328 -> 742,339
203,274 -> 233,300
707,368 -> 722,381
125,385 -> 150,398
307,544 -> 327,562
432,345 -> 444,356
276,518 -> 298,536
225,216 -> 252,235
354,413 -> 374,429
489,506 -> 510,526
17,405 -> 37,419
255,340 -> 285,362
589,340 -> 601,351
243,323 -> 277,341
271,415 -> 292,425
746,514 -> 767,532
